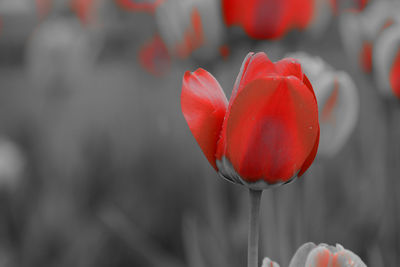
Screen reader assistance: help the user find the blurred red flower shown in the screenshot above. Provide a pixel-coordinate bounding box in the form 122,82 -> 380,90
71,0 -> 95,25
181,52 -> 320,189
138,34 -> 171,76
222,0 -> 314,39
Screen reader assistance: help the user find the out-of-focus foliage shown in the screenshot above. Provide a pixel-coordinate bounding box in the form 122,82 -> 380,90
0,0 -> 398,266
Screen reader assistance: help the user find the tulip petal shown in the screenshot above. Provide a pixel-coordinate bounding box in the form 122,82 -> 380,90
216,52 -> 275,160
181,69 -> 228,170
71,0 -> 95,25
305,247 -> 332,267
373,25 -> 400,99
335,250 -> 367,267
232,52 -> 276,99
288,242 -> 317,267
138,34 -> 171,76
275,58 -> 303,80
390,49 -> 400,99
224,76 -> 319,184
360,41 -> 373,73
261,257 -> 280,267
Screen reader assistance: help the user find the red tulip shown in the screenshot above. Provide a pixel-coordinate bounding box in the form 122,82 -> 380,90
222,0 -> 314,39
181,52 -> 320,189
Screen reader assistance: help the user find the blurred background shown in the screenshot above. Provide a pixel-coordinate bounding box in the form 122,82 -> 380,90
0,0 -> 399,266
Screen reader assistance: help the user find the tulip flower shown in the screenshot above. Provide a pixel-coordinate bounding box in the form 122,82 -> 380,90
182,52 -> 320,189
155,0 -> 224,61
261,257 -> 280,267
222,0 -> 314,39
288,242 -> 366,267
287,52 -> 359,157
373,25 -> 400,99
181,52 -> 319,267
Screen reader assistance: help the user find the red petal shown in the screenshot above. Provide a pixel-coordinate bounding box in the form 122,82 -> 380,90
360,41 -> 373,73
222,0 -> 292,39
275,57 -> 303,80
175,7 -> 205,59
232,52 -> 276,99
181,69 -> 228,170
224,76 -> 319,183
321,79 -> 339,121
216,52 -> 275,160
298,128 -> 319,177
139,34 -> 171,76
290,0 -> 314,30
307,248 -> 331,267
390,48 -> 400,99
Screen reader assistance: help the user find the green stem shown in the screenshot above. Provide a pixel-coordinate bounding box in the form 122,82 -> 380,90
248,189 -> 263,267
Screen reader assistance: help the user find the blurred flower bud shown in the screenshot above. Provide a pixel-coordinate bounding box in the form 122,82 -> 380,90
261,257 -> 280,267
155,0 -> 224,62
26,17 -> 96,102
138,34 -> 171,76
287,52 -> 359,157
222,0 -> 314,39
289,242 -> 366,267
339,1 -> 400,73
373,24 -> 400,99
0,138 -> 25,192
70,0 -> 97,25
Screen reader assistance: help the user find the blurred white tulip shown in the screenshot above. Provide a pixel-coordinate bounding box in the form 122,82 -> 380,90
155,0 -> 224,62
26,17 -> 97,104
339,1 -> 400,73
373,24 -> 400,99
287,52 -> 359,157
0,138 -> 25,192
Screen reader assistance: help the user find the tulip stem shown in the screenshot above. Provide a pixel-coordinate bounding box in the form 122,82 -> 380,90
248,189 -> 262,267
